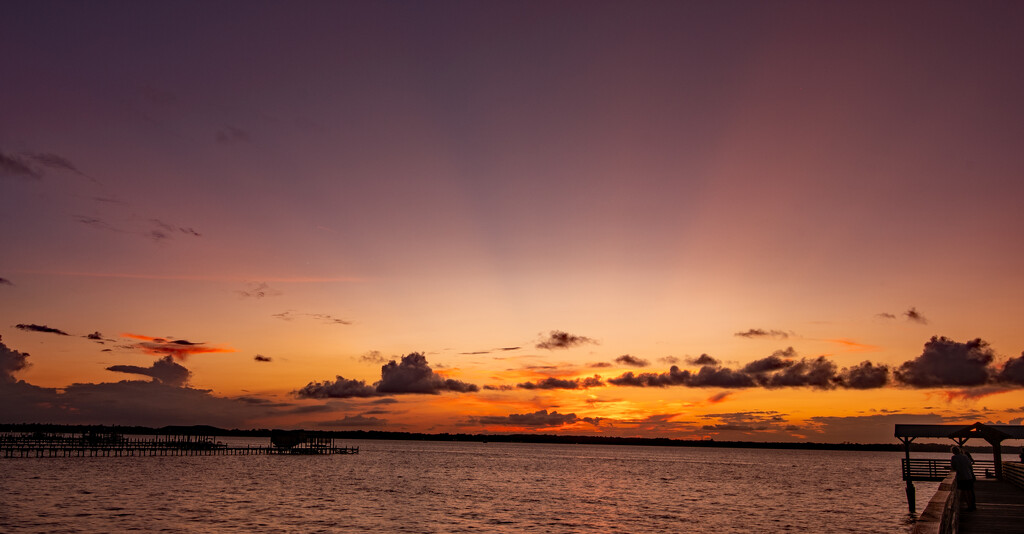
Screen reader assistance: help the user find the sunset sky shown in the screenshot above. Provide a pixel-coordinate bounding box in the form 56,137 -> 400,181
3,1 -> 1024,444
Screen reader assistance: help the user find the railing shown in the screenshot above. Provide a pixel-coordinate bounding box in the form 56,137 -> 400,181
902,458 -> 995,481
911,472 -> 959,534
1004,461 -> 1024,490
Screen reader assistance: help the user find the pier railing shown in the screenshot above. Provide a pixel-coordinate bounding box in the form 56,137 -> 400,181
902,458 -> 995,481
911,472 -> 959,534
1004,461 -> 1024,490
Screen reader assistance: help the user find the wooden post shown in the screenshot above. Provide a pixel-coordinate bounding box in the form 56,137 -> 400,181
988,438 -> 1003,479
902,436 -> 916,514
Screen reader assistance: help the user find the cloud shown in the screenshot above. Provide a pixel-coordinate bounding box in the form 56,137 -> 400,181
296,376 -> 378,399
1,336 -> 31,382
0,277 -> 13,286
659,356 -> 680,365
273,310 -> 351,325
609,348 -> 890,391
254,354 -> 272,362
825,338 -> 880,352
735,329 -> 791,339
939,386 -> 1013,402
121,333 -> 235,360
707,391 -> 732,404
905,307 -> 928,324
615,354 -> 650,367
483,384 -> 516,391
474,409 -> 601,427
741,348 -> 796,374
687,354 -> 720,366
317,414 -> 388,428
149,219 -> 203,241
536,330 -> 595,350
106,355 -> 191,387
15,323 -> 70,336
588,362 -> 612,368
0,150 -> 42,179
86,331 -> 103,340
999,353 -> 1024,385
237,282 -> 282,299
894,336 -> 994,387
837,361 -> 891,389
216,126 -> 251,145
24,152 -> 89,178
359,351 -> 388,364
516,375 -> 604,390
377,353 -> 478,394
296,353 -> 478,399
876,312 -> 897,320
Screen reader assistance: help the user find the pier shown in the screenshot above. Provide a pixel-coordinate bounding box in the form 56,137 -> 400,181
897,423 -> 1024,534
0,428 -> 358,458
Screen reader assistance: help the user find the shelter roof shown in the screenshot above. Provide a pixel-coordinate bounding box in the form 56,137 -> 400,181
895,422 -> 1024,441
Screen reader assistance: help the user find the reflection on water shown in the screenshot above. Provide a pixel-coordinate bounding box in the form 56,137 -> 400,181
1,440 -> 928,532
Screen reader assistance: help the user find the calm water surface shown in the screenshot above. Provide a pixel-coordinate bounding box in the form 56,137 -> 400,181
1,440 -> 943,533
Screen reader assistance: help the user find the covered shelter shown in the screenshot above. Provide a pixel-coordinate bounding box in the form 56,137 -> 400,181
894,422 -> 1024,513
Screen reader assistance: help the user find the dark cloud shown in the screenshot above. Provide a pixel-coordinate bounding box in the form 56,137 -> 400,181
615,354 -> 650,367
1,336 -> 31,382
999,353 -> 1024,385
254,354 -> 272,362
0,150 -> 41,179
904,307 -> 928,324
216,126 -> 251,145
86,331 -> 103,340
894,336 -> 994,387
0,277 -> 13,286
317,414 -> 388,428
735,329 -> 791,339
377,353 -> 478,394
588,362 -> 613,368
0,379 -> 269,427
660,356 -> 680,365
15,323 -> 70,336
475,409 -> 601,427
876,312 -> 897,320
516,375 -> 604,390
106,355 -> 191,387
296,376 -> 378,399
758,356 -> 838,389
296,353 -> 478,398
610,348 -> 889,390
498,347 -> 521,351
838,361 -> 891,389
483,384 -> 516,391
459,351 -> 490,355
536,330 -> 595,350
75,215 -> 122,233
687,354 -> 720,366
237,282 -> 282,299
702,423 -> 768,432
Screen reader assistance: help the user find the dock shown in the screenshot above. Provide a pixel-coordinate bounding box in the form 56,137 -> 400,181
959,478 -> 1024,534
0,429 -> 358,458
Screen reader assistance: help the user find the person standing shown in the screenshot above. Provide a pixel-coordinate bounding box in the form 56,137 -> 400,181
951,446 -> 977,511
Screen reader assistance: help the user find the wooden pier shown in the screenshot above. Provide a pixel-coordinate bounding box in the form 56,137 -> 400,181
0,430 -> 358,458
1,444 -> 358,458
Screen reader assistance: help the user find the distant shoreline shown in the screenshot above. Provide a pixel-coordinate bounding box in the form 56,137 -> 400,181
3,423 -> 1007,453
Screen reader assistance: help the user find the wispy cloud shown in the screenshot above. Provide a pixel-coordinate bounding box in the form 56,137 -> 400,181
473,409 -> 601,428
0,277 -> 14,287
0,150 -> 42,179
121,333 -> 234,361
734,328 -> 792,339
905,307 -> 928,324
273,310 -> 352,325
536,330 -> 596,350
236,282 -> 282,299
254,354 -> 272,362
615,354 -> 650,367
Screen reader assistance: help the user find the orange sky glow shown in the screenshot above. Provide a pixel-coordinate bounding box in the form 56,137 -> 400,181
3,2 -> 1024,444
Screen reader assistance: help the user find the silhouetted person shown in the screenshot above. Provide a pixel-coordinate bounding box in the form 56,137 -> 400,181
1019,447 -> 1024,463
951,446 -> 976,511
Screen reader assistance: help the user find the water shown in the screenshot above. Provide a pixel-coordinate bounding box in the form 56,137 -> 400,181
0,440 -> 936,533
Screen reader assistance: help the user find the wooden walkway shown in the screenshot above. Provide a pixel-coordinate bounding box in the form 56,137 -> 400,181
959,479 -> 1024,534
